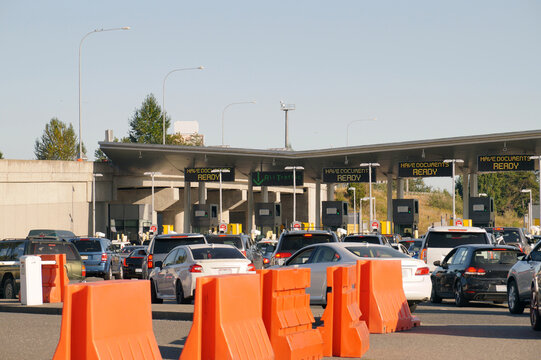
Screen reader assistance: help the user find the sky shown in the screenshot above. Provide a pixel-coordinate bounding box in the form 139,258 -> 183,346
1,1 -> 540,189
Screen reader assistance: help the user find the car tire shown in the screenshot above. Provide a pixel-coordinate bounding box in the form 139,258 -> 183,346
151,280 -> 163,304
117,265 -> 123,280
507,280 -> 525,314
531,287 -> 541,331
104,265 -> 113,280
176,281 -> 190,304
3,278 -> 16,299
408,302 -> 418,313
430,285 -> 442,304
454,281 -> 468,307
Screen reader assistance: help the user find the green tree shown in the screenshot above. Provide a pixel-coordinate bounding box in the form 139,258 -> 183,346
34,118 -> 84,160
478,172 -> 538,216
128,94 -> 170,144
0,151 -> 3,159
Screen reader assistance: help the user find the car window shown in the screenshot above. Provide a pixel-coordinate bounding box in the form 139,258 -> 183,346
29,242 -> 79,260
426,232 -> 489,248
176,249 -> 187,264
472,248 -> 521,266
72,240 -> 102,253
153,237 -> 205,254
529,246 -> 541,262
190,247 -> 244,260
0,243 -> 11,260
206,236 -> 243,249
287,248 -> 315,265
343,235 -> 381,244
162,249 -> 178,266
11,242 -> 25,260
450,248 -> 468,265
346,246 -> 410,259
278,234 -> 334,252
312,246 -> 340,263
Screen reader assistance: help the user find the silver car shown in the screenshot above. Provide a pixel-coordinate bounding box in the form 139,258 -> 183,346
148,244 -> 256,304
506,240 -> 541,314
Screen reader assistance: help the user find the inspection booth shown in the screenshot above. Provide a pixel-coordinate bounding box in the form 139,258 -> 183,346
322,201 -> 349,231
392,199 -> 419,237
469,197 -> 495,228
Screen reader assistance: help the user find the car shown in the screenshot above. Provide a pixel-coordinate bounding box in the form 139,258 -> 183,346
269,230 -> 340,266
390,242 -> 410,255
118,245 -> 146,260
342,234 -> 391,246
0,238 -> 85,299
486,227 -> 532,254
531,261 -> 541,330
256,239 -> 278,268
506,240 -> 541,314
148,244 -> 256,304
141,233 -> 207,279
205,234 -> 264,269
400,239 -> 423,259
420,226 -> 492,271
70,237 -> 123,280
279,242 -> 431,312
430,244 -> 522,307
27,229 -> 76,241
122,248 -> 148,279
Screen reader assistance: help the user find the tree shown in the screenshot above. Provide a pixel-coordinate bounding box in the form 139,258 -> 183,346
94,137 -> 131,162
0,151 -> 3,159
128,94 -> 170,144
167,133 -> 204,146
34,118 -> 84,160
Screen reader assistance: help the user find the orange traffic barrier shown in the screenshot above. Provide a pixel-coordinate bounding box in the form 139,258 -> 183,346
259,268 -> 323,360
180,274 -> 274,360
356,260 -> 421,333
318,265 -> 369,358
53,280 -> 162,360
39,254 -> 69,303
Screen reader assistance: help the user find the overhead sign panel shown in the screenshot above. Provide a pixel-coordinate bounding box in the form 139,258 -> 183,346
398,161 -> 452,178
251,171 -> 303,186
478,155 -> 534,172
322,167 -> 376,183
184,167 -> 235,182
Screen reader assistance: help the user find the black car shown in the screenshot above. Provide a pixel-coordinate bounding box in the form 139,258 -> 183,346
430,244 -> 522,306
122,248 -> 148,279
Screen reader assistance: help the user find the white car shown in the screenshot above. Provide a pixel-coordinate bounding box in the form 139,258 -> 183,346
149,244 -> 256,304
279,242 -> 431,312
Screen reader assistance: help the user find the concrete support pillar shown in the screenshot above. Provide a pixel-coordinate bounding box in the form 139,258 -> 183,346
470,173 -> 479,197
198,182 -> 206,205
387,174 -> 393,222
174,211 -> 183,234
262,186 -> 269,203
247,176 -> 254,233
463,171 -> 470,219
327,183 -> 335,201
183,182 -> 191,233
397,178 -> 405,199
315,179 -> 321,229
275,192 -> 281,202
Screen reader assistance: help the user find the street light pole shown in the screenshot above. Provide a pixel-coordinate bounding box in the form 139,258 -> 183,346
443,159 -> 464,225
79,26 -> 130,160
221,101 -> 256,146
346,118 -> 377,147
162,66 -> 204,145
360,197 -> 370,234
92,173 -> 103,236
285,166 -> 304,225
531,156 -> 541,230
211,169 -> 231,224
359,163 -> 380,224
348,187 -> 356,233
144,172 -> 162,226
522,189 -> 533,230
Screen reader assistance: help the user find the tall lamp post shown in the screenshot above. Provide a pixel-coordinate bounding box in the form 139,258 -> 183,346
522,189 -> 533,230
211,169 -> 230,224
346,118 -> 377,146
221,101 -> 256,146
92,173 -> 103,236
348,187 -> 357,233
531,156 -> 541,230
144,172 -> 162,226
79,26 -> 130,160
280,101 -> 295,150
162,66 -> 204,145
360,197 -> 371,233
285,166 -> 304,225
443,159 -> 464,225
359,163 -> 380,224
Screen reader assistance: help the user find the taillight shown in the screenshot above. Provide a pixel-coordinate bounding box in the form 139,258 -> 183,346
465,266 -> 486,275
415,267 -> 430,276
123,258 -> 126,267
241,250 -> 247,257
189,264 -> 203,273
275,252 -> 292,259
263,258 -> 270,264
420,249 -> 427,263
148,254 -> 153,269
82,264 -> 86,278
101,253 -> 107,262
247,263 -> 256,271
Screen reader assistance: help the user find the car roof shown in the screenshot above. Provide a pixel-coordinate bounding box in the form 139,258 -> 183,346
282,229 -> 334,235
455,244 -> 519,250
301,242 -> 391,250
428,226 -> 487,233
155,233 -> 205,239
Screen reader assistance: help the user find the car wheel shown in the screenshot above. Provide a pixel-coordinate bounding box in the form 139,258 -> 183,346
454,281 -> 468,307
150,280 -> 163,304
117,265 -> 123,280
430,284 -> 442,304
531,287 -> 541,331
408,301 -> 418,313
3,278 -> 15,299
176,281 -> 190,304
507,281 -> 525,314
104,265 -> 113,280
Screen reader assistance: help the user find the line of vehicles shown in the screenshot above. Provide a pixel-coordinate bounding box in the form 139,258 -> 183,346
1,224 -> 540,330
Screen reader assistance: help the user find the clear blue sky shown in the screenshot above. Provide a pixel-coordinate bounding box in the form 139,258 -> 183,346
1,1 -> 540,181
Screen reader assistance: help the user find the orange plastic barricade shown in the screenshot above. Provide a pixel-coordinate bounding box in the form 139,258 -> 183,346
259,268 -> 323,360
356,260 -> 421,334
318,265 -> 369,358
180,274 -> 274,360
53,280 -> 162,360
39,254 -> 69,303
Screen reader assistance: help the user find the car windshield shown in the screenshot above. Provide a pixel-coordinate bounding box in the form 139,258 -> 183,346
191,247 -> 245,260
206,236 -> 243,249
494,230 -> 522,244
154,236 -> 205,253
29,242 -> 79,260
278,234 -> 334,252
346,246 -> 410,259
71,240 -> 102,253
426,232 -> 488,248
471,248 -> 521,266
257,242 -> 276,253
343,235 -> 381,244
408,241 -> 422,252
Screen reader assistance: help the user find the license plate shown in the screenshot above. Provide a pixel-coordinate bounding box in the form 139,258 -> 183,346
496,285 -> 506,292
81,255 -> 88,260
218,268 -> 232,274
135,269 -> 142,273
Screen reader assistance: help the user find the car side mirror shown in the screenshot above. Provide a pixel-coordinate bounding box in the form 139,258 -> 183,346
155,261 -> 163,268
433,260 -> 441,267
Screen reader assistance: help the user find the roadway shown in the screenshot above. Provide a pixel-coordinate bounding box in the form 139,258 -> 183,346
0,300 -> 539,359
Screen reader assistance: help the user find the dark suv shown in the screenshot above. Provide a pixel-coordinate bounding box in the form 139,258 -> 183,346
486,227 -> 532,254
141,233 -> 207,279
70,238 -> 122,280
270,230 -> 339,266
0,238 -> 84,299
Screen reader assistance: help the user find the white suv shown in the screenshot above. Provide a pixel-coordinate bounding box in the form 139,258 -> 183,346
420,226 -> 492,271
